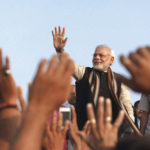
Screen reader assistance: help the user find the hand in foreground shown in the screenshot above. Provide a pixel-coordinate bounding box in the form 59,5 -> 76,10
42,111 -> 69,150
119,46 -> 150,94
17,86 -> 26,113
28,54 -> 74,116
69,106 -> 91,150
0,49 -> 18,104
79,97 -> 124,150
52,26 -> 68,53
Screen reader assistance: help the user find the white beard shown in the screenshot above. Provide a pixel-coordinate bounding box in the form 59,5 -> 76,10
93,64 -> 105,71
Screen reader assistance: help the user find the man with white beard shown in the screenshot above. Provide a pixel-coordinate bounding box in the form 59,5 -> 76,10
52,26 -> 134,135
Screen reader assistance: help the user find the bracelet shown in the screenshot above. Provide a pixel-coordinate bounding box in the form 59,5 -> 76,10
0,103 -> 18,110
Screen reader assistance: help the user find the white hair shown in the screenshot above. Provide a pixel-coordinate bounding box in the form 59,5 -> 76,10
110,49 -> 115,64
95,45 -> 115,59
110,49 -> 115,58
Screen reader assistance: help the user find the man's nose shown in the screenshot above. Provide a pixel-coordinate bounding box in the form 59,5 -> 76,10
94,55 -> 100,59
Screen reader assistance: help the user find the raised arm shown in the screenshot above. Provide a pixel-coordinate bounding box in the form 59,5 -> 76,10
10,54 -> 74,150
52,26 -> 86,81
0,49 -> 21,150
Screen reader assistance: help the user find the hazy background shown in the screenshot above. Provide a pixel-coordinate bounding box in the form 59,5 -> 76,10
0,0 -> 150,104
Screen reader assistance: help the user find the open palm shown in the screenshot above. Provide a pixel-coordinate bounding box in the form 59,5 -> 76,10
52,26 -> 68,52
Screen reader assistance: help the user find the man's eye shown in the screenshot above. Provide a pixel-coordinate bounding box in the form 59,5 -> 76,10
94,54 -> 105,57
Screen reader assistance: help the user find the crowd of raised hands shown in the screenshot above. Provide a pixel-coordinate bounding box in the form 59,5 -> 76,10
0,26 -> 150,150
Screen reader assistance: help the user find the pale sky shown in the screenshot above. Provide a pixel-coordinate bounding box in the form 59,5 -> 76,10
0,0 -> 150,103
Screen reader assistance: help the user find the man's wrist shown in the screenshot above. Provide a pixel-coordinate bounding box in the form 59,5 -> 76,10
56,48 -> 64,53
0,108 -> 21,118
28,101 -> 53,118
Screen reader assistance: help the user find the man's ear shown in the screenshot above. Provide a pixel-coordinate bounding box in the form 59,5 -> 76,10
110,57 -> 114,65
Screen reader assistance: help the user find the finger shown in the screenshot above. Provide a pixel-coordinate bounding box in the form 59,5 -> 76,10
57,112 -> 63,132
146,46 -> 150,52
77,132 -> 88,142
63,37 -> 68,45
105,99 -> 112,125
52,30 -> 55,38
18,86 -> 26,113
62,27 -> 65,36
120,55 -> 138,75
47,55 -> 57,74
34,59 -> 47,81
28,82 -> 32,103
137,47 -> 150,58
58,26 -> 61,35
51,111 -> 57,131
68,121 -> 76,140
0,49 -> 3,69
83,120 -> 90,134
87,103 -> 96,121
86,121 -> 92,135
97,97 -> 104,134
113,110 -> 124,129
71,105 -> 78,129
46,122 -> 51,136
78,132 -> 94,150
55,26 -> 57,35
63,120 -> 69,136
128,52 -> 144,66
87,122 -> 92,135
28,82 -> 32,93
5,56 -> 10,70
83,120 -> 89,131
86,103 -> 97,136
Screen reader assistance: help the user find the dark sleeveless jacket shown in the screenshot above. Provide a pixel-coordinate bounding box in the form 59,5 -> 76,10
75,67 -> 121,130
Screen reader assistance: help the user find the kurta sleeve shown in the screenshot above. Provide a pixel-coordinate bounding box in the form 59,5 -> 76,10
119,83 -> 135,122
73,62 -> 86,81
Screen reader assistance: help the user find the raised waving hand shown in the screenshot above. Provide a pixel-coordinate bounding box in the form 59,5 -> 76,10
52,26 -> 68,53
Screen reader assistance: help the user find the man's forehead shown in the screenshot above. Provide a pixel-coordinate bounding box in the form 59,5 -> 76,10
94,47 -> 111,54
